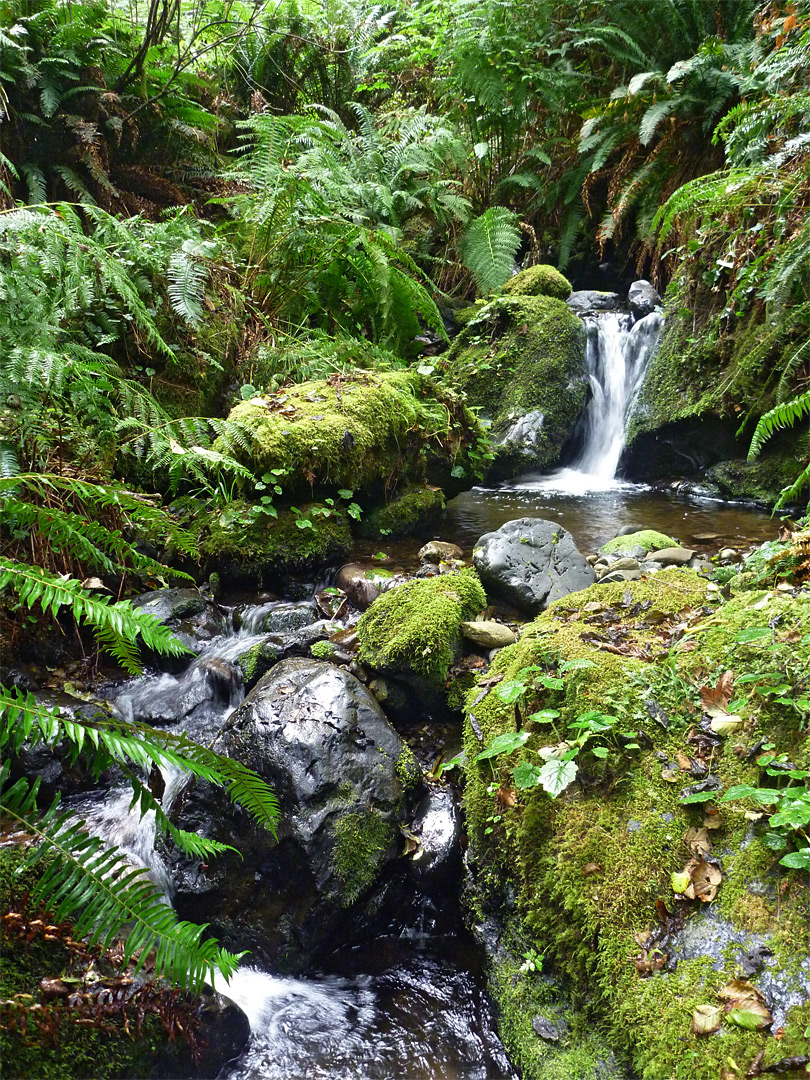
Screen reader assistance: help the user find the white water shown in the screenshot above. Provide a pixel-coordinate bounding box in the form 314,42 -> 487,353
510,310 -> 663,495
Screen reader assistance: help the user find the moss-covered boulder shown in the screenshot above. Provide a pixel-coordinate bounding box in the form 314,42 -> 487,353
357,484 -> 446,539
216,369 -> 484,501
357,568 -> 486,688
705,457 -> 806,508
624,269 -> 807,505
500,264 -> 572,301
462,569 -> 810,1080
600,529 -> 677,558
199,502 -> 353,587
442,296 -> 587,478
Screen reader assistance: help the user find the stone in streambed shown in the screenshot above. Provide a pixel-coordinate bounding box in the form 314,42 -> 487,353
418,540 -> 464,565
461,620 -> 517,649
473,518 -> 595,613
627,279 -> 661,319
646,546 -> 695,566
164,658 -> 422,970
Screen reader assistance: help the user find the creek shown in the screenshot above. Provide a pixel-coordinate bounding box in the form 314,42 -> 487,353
52,309 -> 779,1079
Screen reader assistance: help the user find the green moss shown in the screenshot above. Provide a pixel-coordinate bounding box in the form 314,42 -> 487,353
600,529 -> 678,555
216,369 -> 483,500
454,301 -> 487,326
332,809 -> 394,907
500,264 -> 572,301
358,485 -> 445,539
237,639 -> 280,687
200,502 -> 353,584
460,571 -> 810,1080
706,456 -> 805,507
357,568 -> 486,685
310,639 -> 335,660
490,954 -> 623,1080
395,743 -> 422,789
442,295 -> 587,475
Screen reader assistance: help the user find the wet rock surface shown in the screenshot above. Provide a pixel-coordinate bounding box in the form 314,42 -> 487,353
473,518 -> 596,612
130,587 -> 226,664
165,658 -> 421,970
627,279 -> 661,319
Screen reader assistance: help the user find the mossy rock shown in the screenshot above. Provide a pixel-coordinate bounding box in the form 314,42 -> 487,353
200,502 -> 352,586
500,264 -> 572,301
461,570 -> 810,1080
357,568 -> 486,686
216,369 -> 484,502
357,484 -> 445,539
625,268 -> 808,498
600,529 -> 677,556
332,808 -> 395,907
442,295 -> 587,477
706,456 -> 807,508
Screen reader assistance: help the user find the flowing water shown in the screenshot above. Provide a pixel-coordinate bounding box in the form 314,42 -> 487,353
51,309 -> 778,1078
65,606 -> 515,1080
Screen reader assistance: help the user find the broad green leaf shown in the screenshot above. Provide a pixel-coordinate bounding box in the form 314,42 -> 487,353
779,847 -> 810,870
513,761 -> 542,789
538,757 -> 578,798
476,730 -> 530,761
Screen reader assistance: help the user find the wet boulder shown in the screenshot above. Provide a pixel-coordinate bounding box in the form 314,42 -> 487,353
234,600 -> 319,635
164,658 -> 422,970
473,518 -> 595,613
336,563 -> 405,611
130,587 -> 226,665
567,290 -> 621,315
627,279 -> 661,320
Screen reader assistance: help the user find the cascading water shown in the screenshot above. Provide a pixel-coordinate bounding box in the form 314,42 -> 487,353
64,598 -> 515,1080
509,309 -> 663,495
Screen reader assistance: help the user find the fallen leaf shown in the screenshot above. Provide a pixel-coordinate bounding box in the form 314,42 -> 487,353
710,713 -> 744,736
677,751 -> 693,771
683,858 -> 722,902
726,1005 -> 772,1031
693,1003 -> 722,1035
684,827 -> 712,858
701,671 -> 735,714
582,862 -> 602,876
717,978 -> 773,1031
497,786 -> 517,809
671,870 -> 691,894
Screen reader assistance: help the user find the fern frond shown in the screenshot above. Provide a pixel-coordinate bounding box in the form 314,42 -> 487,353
748,390 -> 810,459
459,207 -> 521,295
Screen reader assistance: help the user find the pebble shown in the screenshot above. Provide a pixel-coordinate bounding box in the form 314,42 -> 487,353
718,547 -> 737,561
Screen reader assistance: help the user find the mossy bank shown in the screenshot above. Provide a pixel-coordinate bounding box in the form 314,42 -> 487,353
441,295 -> 587,478
461,569 -> 810,1080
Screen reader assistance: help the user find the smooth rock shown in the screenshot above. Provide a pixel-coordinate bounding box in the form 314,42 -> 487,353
647,546 -> 695,566
235,600 -> 318,635
567,290 -> 621,315
460,620 -> 517,649
130,587 -> 226,662
418,541 -> 464,565
604,557 -> 640,572
600,569 -> 642,584
719,547 -> 738,561
627,279 -> 660,319
497,409 -> 546,458
336,563 -> 403,610
473,518 -> 596,613
165,658 -> 422,969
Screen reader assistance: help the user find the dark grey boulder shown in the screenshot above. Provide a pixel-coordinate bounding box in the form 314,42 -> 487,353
234,600 -> 319,635
496,409 -> 546,473
567,290 -> 621,315
627,279 -> 661,319
165,658 -> 422,970
130,587 -> 226,664
473,518 -> 596,612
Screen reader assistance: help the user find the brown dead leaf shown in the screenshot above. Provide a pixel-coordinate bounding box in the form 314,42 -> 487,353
684,827 -> 712,858
692,1003 -> 722,1035
497,786 -> 517,809
582,862 -> 602,877
683,858 -> 722,902
702,810 -> 723,830
677,751 -> 693,771
700,671 -> 734,713
717,978 -> 772,1033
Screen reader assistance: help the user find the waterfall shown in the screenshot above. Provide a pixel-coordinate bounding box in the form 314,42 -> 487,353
573,311 -> 663,481
508,309 -> 663,495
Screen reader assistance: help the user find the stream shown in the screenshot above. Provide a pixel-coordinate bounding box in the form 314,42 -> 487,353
59,307 -> 779,1079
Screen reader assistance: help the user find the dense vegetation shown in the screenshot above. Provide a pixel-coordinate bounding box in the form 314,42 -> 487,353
0,0 -> 808,1036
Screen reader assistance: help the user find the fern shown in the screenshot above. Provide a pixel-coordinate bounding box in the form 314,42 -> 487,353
0,559 -> 191,674
459,207 -> 521,295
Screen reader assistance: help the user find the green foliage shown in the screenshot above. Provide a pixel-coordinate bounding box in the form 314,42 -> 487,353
459,207 -> 521,295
